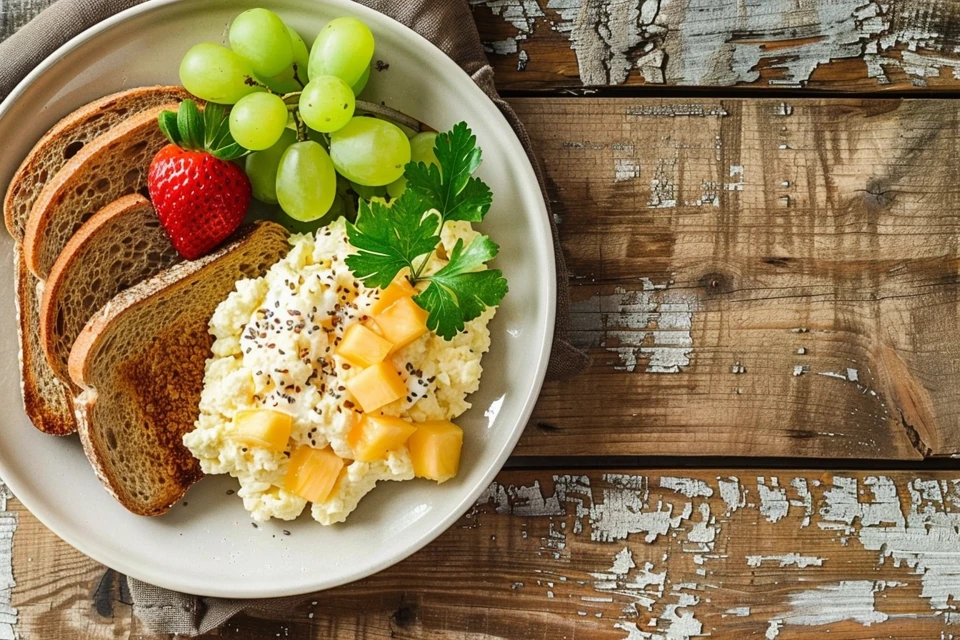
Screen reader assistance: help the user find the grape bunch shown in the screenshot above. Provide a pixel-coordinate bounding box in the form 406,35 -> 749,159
178,8 -> 429,227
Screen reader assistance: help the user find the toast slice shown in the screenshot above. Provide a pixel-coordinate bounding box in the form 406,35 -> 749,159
24,104 -> 178,280
14,246 -> 77,435
3,86 -> 189,241
68,221 -> 290,516
40,194 -> 181,385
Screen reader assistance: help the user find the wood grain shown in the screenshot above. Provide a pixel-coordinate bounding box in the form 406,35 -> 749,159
471,0 -> 960,92
10,470 -> 960,639
513,97 -> 960,460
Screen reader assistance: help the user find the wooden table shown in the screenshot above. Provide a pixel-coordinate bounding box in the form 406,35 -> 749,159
3,1 -> 960,638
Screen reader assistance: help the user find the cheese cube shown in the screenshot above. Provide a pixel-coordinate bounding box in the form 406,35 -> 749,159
408,420 -> 463,483
284,446 -> 345,503
230,409 -> 292,452
374,296 -> 429,352
370,275 -> 417,316
336,323 -> 394,368
344,361 -> 407,412
347,414 -> 417,462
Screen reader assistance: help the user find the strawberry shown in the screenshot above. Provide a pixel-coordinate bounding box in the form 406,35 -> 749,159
148,100 -> 251,260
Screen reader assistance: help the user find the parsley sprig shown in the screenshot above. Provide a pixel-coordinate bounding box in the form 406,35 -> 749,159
345,122 -> 507,339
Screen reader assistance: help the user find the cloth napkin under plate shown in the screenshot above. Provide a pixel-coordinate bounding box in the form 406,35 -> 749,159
0,0 -> 590,634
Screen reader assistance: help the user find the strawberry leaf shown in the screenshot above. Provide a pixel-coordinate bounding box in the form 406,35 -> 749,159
158,110 -> 182,146
176,99 -> 205,150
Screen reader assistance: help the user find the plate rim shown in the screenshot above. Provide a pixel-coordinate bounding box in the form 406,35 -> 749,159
0,0 -> 557,597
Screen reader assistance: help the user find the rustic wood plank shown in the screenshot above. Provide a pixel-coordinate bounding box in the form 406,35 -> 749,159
512,96 -> 960,460
471,0 -> 960,92
8,470 -> 960,638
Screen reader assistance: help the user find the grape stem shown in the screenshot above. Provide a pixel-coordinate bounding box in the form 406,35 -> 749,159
293,110 -> 309,142
355,100 -> 423,132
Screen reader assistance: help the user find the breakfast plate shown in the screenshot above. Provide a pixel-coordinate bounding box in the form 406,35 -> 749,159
0,0 -> 555,597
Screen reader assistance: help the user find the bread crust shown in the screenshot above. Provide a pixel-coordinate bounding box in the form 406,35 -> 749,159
40,193 -> 181,385
68,222 -> 290,516
14,248 -> 77,435
24,104 -> 177,279
3,86 -> 189,241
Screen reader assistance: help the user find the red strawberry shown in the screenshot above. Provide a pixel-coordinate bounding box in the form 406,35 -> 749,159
147,100 -> 251,260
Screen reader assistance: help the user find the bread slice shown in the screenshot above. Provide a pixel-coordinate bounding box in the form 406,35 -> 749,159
14,246 -> 77,435
3,86 -> 189,242
24,104 -> 178,280
40,194 -> 181,385
68,221 -> 290,516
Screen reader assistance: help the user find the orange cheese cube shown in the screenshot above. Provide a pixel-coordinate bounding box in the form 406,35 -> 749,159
336,323 -> 394,368
347,414 -> 417,462
408,420 -> 463,483
374,296 -> 429,352
230,409 -> 292,452
343,361 -> 407,412
284,446 -> 344,503
371,275 -> 417,316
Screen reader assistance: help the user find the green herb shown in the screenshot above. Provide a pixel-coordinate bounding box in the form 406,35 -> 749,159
403,122 -> 492,223
345,194 -> 440,290
345,122 -> 507,339
415,236 -> 508,338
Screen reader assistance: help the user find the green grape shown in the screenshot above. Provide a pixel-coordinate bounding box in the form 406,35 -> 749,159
276,141 -> 337,221
179,43 -> 261,104
229,8 -> 293,78
245,128 -> 297,204
385,131 -> 439,197
349,180 -> 386,201
230,93 -> 289,151
329,117 -> 410,186
352,64 -> 371,95
308,17 -> 375,86
299,76 -> 355,134
260,26 -> 310,94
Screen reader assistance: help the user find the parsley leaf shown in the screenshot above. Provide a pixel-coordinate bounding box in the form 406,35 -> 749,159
405,122 -> 492,223
345,191 -> 441,289
416,236 -> 508,339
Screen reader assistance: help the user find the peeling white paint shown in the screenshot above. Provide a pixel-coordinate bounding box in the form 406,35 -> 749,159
718,477 -> 744,515
473,473 -> 960,639
747,553 -> 824,568
0,480 -> 17,640
615,158 -> 642,182
780,580 -> 902,627
758,477 -> 788,523
570,282 -> 695,374
478,0 -> 960,89
660,477 -> 713,499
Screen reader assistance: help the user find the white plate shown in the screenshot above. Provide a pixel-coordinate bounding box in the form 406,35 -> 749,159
0,0 -> 554,597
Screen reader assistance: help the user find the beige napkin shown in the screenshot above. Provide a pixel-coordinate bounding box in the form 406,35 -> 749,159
0,0 -> 589,634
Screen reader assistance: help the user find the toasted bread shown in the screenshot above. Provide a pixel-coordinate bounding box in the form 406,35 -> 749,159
14,246 -> 77,435
40,194 -> 181,385
68,221 -> 290,516
24,104 -> 178,280
3,86 -> 189,242
5,87 -> 188,436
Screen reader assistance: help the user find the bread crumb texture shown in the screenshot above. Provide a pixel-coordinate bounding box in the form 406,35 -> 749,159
184,219 -> 493,525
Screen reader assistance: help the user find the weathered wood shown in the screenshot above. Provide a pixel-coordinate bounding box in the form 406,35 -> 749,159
8,470 -> 960,639
471,0 -> 960,92
512,97 -> 960,460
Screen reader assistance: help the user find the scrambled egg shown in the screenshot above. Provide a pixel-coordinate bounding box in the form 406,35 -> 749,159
183,219 -> 494,525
